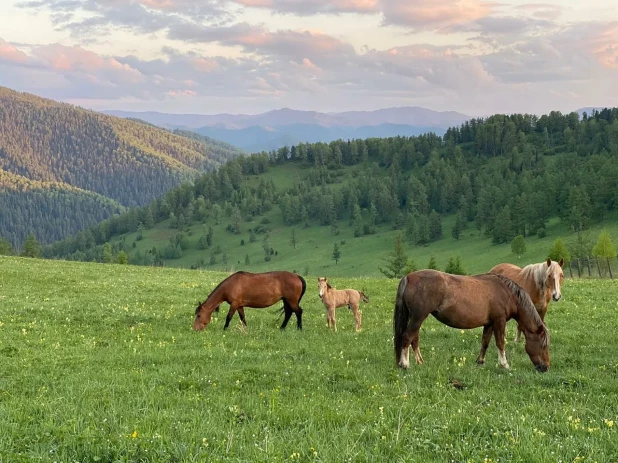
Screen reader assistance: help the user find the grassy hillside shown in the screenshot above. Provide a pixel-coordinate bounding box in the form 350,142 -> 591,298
42,108 -> 618,274
101,160 -> 618,277
0,257 -> 616,461
0,86 -> 243,246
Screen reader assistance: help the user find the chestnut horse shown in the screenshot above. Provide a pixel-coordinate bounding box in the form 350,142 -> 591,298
489,258 -> 564,342
394,270 -> 550,372
193,271 -> 306,331
318,277 -> 369,332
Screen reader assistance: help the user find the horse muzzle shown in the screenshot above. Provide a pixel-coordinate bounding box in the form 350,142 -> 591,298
552,293 -> 562,302
535,364 -> 549,373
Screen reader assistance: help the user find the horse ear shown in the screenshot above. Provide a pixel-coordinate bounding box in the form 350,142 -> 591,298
558,258 -> 564,267
546,258 -> 551,267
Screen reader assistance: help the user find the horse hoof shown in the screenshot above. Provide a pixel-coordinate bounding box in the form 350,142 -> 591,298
476,358 -> 485,365
398,362 -> 410,369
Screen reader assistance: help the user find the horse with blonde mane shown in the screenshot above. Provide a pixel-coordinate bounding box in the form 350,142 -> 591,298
318,277 -> 368,332
394,270 -> 550,372
489,258 -> 564,342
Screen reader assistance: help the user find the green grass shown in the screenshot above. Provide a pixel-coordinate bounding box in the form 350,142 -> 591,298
123,193 -> 618,278
1,257 -> 617,462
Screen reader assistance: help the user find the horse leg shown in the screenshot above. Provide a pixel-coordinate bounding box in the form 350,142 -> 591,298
328,306 -> 337,332
294,305 -> 303,330
476,325 -> 494,365
279,301 -> 293,330
351,303 -> 361,331
224,305 -> 239,330
237,307 -> 247,327
493,322 -> 509,369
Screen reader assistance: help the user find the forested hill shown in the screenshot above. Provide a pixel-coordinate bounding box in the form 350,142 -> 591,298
0,86 -> 243,247
41,108 -> 618,276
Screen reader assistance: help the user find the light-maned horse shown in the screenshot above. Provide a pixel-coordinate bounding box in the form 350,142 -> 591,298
489,258 -> 564,342
193,271 -> 306,331
394,270 -> 550,372
318,277 -> 368,332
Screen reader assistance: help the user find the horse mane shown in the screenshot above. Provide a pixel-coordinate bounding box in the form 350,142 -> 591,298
494,274 -> 549,347
196,274 -> 236,313
327,283 -> 333,289
519,261 -> 557,293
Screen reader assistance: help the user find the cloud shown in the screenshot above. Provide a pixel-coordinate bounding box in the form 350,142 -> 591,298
514,3 -> 564,21
380,0 -> 494,32
228,0 -> 379,15
0,39 -> 29,64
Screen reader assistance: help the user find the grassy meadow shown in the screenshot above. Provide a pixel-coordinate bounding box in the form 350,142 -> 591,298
1,256 -> 617,462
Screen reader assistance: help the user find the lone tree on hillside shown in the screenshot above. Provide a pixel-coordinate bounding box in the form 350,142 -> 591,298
548,238 -> 571,263
379,234 -> 416,278
592,229 -> 616,275
511,235 -> 526,258
290,229 -> 297,249
592,229 -> 616,259
332,243 -> 341,265
21,233 -> 41,258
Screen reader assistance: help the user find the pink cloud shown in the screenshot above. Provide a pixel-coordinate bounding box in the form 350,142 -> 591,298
381,0 -> 493,31
192,57 -> 220,72
0,39 -> 29,64
33,44 -> 143,82
588,22 -> 618,69
229,0 -> 378,15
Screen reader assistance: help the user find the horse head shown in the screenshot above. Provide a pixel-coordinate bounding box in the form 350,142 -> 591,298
546,258 -> 564,302
193,300 -> 213,331
523,323 -> 550,372
318,277 -> 328,298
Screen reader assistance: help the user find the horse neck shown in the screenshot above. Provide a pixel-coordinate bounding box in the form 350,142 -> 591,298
514,298 -> 543,333
203,286 -> 226,312
521,264 -> 547,302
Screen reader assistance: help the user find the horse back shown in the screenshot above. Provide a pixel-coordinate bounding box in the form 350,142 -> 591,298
226,271 -> 304,307
489,263 -> 543,306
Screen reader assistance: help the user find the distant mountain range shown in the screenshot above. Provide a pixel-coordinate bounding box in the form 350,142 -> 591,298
104,107 -> 472,152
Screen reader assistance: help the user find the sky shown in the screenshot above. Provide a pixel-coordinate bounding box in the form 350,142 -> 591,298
0,0 -> 617,116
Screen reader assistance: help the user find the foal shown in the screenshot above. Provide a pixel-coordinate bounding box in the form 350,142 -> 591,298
318,277 -> 369,332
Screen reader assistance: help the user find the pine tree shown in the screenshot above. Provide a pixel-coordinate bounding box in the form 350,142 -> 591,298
379,235 -> 412,278
332,243 -> 341,265
289,229 -> 297,249
445,256 -> 466,275
102,242 -> 113,263
245,254 -> 250,265
511,235 -> 526,258
116,251 -> 128,264
427,255 -> 438,270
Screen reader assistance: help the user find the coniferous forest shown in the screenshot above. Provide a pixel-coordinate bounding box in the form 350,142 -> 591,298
38,108 -> 618,269
0,86 -> 244,246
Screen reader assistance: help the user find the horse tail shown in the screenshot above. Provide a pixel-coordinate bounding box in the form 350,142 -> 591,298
394,275 -> 409,364
297,275 -> 307,305
359,291 -> 369,303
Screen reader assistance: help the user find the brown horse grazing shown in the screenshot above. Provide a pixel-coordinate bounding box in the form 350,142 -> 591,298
318,277 -> 369,332
394,270 -> 550,372
489,258 -> 564,342
193,271 -> 306,331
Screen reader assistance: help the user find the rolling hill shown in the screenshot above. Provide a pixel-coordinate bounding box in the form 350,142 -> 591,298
0,86 -> 243,247
105,107 -> 471,152
43,108 -> 618,277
